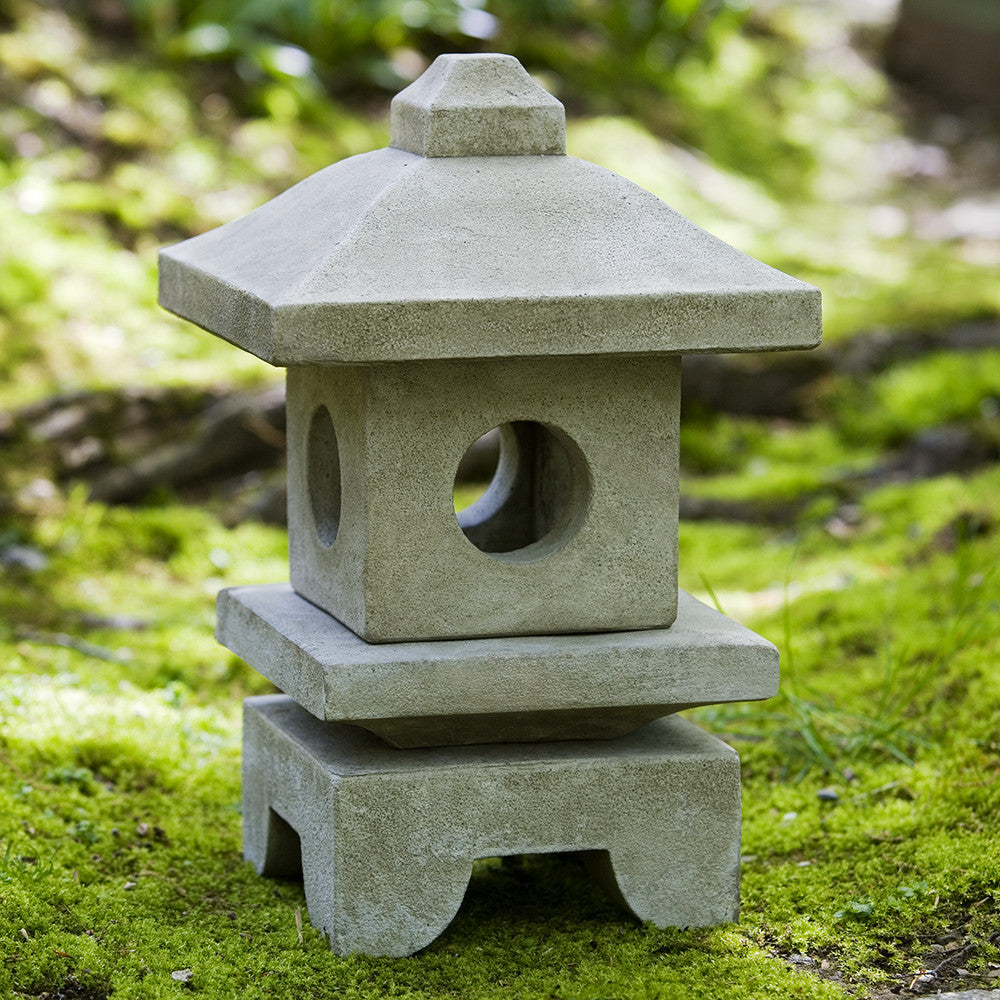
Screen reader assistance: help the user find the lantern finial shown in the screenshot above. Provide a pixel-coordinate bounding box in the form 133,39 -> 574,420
390,53 -> 566,157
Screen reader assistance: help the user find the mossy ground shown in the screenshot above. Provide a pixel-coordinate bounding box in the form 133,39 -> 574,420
2,467 -> 999,999
2,1 -> 1000,997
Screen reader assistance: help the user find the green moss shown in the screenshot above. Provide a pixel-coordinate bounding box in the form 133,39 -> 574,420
830,351 -> 1000,446
0,4 -> 388,410
1,467 -> 998,997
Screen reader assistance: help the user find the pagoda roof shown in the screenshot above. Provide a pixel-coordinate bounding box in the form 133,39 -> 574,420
159,54 -> 820,365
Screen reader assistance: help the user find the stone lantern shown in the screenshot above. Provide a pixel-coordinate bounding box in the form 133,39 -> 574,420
160,54 -> 820,957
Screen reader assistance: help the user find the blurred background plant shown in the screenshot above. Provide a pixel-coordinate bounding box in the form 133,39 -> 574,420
106,0 -> 748,108
67,0 -> 868,198
3,0 -> 997,414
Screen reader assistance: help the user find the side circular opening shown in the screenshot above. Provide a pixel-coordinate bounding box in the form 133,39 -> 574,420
307,405 -> 342,548
454,420 -> 590,561
453,428 -> 501,513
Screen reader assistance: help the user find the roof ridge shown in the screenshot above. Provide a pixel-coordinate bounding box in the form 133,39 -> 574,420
274,147 -> 422,310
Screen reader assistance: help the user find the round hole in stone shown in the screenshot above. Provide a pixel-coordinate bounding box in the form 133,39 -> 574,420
454,420 -> 590,560
307,405 -> 342,548
453,428 -> 501,514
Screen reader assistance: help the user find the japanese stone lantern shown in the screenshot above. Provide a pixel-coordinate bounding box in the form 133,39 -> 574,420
159,54 -> 820,957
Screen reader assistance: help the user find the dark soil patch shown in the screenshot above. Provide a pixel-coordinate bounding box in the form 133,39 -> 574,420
774,926 -> 1000,999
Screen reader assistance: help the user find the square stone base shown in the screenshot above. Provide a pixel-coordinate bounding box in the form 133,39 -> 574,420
243,695 -> 742,957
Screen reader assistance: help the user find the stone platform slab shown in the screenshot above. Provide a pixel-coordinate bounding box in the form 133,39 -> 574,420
219,584 -> 778,746
243,694 -> 742,957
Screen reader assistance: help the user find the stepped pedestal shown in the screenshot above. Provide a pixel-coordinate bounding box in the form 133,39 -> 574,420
218,583 -> 778,747
243,695 -> 741,958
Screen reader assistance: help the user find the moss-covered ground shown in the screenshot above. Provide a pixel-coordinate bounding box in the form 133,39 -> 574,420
2,1 -> 999,997
2,471 -> 999,999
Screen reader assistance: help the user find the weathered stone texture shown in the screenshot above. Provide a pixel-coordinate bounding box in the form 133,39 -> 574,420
157,51 -> 821,956
244,695 -> 742,957
390,52 -> 566,157
285,355 -> 680,641
158,56 -> 820,366
218,584 -> 778,746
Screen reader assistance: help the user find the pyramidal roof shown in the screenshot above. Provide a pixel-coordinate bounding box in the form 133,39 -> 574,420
159,54 -> 820,365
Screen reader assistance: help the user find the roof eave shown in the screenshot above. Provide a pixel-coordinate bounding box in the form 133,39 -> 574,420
160,239 -> 820,366
158,248 -> 281,366
266,286 -> 822,365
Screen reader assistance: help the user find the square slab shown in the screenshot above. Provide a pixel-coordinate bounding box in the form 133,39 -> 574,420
218,584 -> 778,746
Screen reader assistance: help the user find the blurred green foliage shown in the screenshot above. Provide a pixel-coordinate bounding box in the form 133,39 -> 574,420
92,0 -> 803,187
98,0 -> 871,200
3,0 -> 998,409
110,0 -> 746,102
833,350 -> 1000,447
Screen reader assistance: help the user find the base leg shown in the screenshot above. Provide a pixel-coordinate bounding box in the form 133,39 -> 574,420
299,838 -> 473,957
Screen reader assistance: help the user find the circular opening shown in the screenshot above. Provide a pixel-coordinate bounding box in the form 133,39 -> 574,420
454,420 -> 590,560
453,428 -> 501,513
307,405 -> 342,548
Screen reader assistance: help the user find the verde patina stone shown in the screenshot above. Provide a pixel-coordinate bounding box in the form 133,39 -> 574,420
158,55 -> 819,368
284,354 -> 680,641
159,53 -> 818,640
390,52 -> 566,157
161,52 -> 820,956
218,583 -> 778,747
243,695 -> 742,958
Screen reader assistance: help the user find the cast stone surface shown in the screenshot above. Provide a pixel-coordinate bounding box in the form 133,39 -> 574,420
156,51 -> 817,955
389,52 -> 566,157
925,993 -> 1000,1000
218,583 -> 779,746
158,54 -> 821,365
243,694 -> 742,957
284,355 -> 680,641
